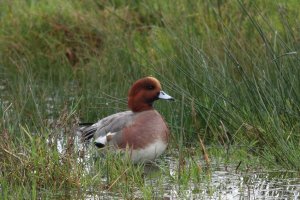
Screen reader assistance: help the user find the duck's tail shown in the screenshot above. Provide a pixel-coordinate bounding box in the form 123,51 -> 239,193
77,123 -> 97,141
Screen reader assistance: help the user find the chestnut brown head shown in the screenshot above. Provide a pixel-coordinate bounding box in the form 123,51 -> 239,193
128,77 -> 173,112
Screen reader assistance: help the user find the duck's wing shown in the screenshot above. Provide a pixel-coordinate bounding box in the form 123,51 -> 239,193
79,110 -> 134,141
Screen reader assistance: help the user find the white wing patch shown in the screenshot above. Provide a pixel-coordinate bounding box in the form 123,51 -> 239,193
94,132 -> 117,146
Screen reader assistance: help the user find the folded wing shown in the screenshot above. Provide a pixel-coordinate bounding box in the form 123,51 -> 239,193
79,111 -> 134,142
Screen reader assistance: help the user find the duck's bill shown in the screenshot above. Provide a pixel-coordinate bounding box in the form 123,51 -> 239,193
158,91 -> 174,100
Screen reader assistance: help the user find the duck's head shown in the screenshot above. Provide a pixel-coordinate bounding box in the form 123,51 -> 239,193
128,77 -> 174,112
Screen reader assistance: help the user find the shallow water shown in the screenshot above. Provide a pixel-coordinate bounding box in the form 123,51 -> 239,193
164,164 -> 300,199
50,133 -> 300,200
81,153 -> 300,200
155,159 -> 299,199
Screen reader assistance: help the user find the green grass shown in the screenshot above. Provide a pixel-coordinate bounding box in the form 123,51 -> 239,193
1,0 -> 300,198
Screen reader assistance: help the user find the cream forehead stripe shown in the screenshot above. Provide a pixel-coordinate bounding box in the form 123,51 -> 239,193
146,76 -> 161,88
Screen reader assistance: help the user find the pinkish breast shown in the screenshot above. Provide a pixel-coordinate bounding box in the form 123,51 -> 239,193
119,110 -> 169,149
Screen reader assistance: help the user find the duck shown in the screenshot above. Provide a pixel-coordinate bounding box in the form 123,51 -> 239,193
80,76 -> 174,163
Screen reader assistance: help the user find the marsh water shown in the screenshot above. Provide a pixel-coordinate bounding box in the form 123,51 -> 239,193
58,136 -> 300,200
84,159 -> 300,200
162,162 -> 300,199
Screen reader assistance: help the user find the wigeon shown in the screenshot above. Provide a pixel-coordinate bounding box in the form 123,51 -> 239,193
80,77 -> 174,163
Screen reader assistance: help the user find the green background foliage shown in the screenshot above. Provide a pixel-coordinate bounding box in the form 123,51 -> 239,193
0,0 -> 299,198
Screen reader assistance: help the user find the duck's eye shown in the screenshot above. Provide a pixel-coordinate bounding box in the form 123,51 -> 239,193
146,85 -> 155,90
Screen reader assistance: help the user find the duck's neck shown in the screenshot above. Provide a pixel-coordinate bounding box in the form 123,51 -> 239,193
128,98 -> 153,112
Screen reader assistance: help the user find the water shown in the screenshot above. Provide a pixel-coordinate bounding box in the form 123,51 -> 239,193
79,151 -> 300,200
50,132 -> 300,200
164,166 -> 300,199
148,157 -> 299,200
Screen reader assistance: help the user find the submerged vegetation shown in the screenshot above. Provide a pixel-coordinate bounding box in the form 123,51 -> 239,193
0,0 -> 299,198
